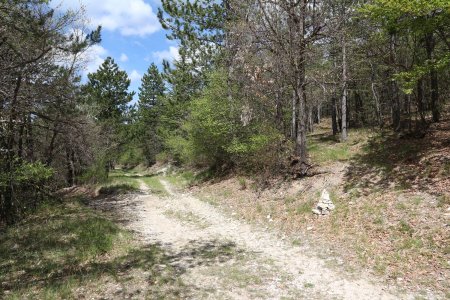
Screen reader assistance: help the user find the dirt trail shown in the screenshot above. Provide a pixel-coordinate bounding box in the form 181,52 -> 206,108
103,177 -> 416,299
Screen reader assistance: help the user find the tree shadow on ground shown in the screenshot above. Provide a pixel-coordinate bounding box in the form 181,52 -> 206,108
0,205 -> 243,299
309,132 -> 340,144
97,183 -> 139,195
88,194 -> 143,226
344,119 -> 450,195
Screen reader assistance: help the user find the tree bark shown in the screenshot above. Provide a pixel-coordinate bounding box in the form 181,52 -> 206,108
66,147 -> 76,186
291,89 -> 297,140
391,82 -> 401,131
341,39 -> 348,141
331,97 -> 339,135
416,78 -> 426,125
295,84 -> 307,164
293,0 -> 308,169
388,35 -> 401,131
425,33 -> 440,122
26,113 -> 34,161
316,102 -> 321,124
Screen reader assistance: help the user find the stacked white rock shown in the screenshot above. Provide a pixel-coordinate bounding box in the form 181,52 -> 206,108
312,189 -> 335,215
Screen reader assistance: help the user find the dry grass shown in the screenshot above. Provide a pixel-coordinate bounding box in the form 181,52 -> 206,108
191,119 -> 450,298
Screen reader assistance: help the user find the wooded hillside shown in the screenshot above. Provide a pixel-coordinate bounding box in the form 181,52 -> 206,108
1,0 -> 449,222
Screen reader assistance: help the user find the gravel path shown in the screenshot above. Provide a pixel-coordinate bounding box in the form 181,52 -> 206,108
97,177 -> 415,300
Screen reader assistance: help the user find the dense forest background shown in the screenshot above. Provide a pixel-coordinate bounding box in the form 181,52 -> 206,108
1,0 -> 449,223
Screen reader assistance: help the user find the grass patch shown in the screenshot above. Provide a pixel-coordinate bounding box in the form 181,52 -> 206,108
238,177 -> 247,190
163,210 -> 210,229
204,263 -> 263,290
291,239 -> 302,246
399,237 -> 423,250
437,194 -> 450,207
412,196 -> 423,205
296,200 -> 314,215
165,172 -> 194,190
198,194 -> 219,206
224,266 -> 263,288
0,200 -> 132,299
141,176 -> 168,196
398,220 -> 414,236
308,142 -> 351,163
98,183 -> 138,195
97,170 -> 140,194
307,128 -> 371,164
0,198 -> 195,299
284,195 -> 297,205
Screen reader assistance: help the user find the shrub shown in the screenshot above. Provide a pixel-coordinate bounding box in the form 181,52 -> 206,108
0,158 -> 54,223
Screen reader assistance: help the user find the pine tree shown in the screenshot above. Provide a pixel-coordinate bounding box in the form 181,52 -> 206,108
86,57 -> 134,124
85,57 -> 135,173
139,63 -> 165,111
137,63 -> 166,165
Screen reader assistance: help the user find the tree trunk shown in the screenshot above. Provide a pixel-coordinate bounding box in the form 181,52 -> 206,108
291,89 -> 297,140
275,90 -> 283,130
295,84 -> 308,165
307,105 -> 314,133
372,84 -> 382,127
430,69 -> 439,122
355,92 -> 365,126
46,124 -> 59,166
416,78 -> 426,125
425,33 -> 440,122
26,113 -> 34,161
331,97 -> 339,135
341,39 -> 348,141
316,102 -> 321,124
3,74 -> 23,223
388,35 -> 401,131
391,82 -> 401,131
18,117 -> 24,158
66,147 -> 76,186
370,63 -> 383,128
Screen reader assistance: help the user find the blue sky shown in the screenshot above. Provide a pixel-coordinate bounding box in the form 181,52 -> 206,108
50,0 -> 180,102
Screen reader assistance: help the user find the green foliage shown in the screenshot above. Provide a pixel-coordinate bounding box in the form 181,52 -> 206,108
0,159 -> 54,187
361,0 -> 450,33
176,70 -> 285,170
85,57 -> 134,123
139,63 -> 165,110
136,64 -> 166,166
77,156 -> 109,184
83,57 -> 136,175
361,0 -> 450,89
141,176 -> 169,196
158,0 -> 225,66
394,52 -> 450,93
154,0 -> 229,165
0,158 -> 54,223
118,145 -> 145,168
186,71 -> 234,164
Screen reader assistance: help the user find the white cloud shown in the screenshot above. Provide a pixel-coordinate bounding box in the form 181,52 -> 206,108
120,53 -> 129,62
129,70 -> 142,84
81,44 -> 108,76
52,0 -> 161,37
152,46 -> 180,63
